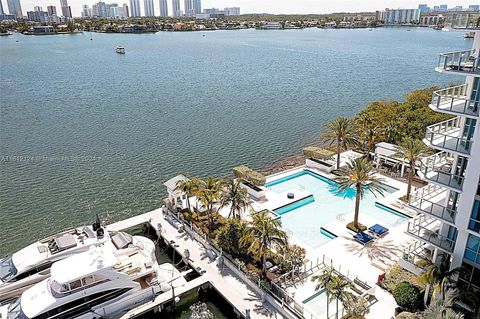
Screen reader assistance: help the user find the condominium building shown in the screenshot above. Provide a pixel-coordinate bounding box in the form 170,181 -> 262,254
123,3 -> 129,17
60,0 -> 72,17
171,0 -> 180,16
47,5 -> 57,16
143,0 -> 154,16
193,0 -> 200,14
0,1 -> 4,15
376,8 -> 421,25
184,0 -> 193,16
7,0 -> 23,18
224,7 -> 240,16
158,0 -> 167,17
129,0 -> 140,17
402,32 -> 480,296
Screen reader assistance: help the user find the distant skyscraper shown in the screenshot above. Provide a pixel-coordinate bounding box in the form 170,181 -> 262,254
418,4 -> 430,13
193,0 -> 200,14
439,4 -> 448,11
144,0 -> 154,16
469,5 -> 479,12
129,0 -> 140,17
0,0 -> 4,15
7,0 -> 22,18
34,6 -> 43,12
123,3 -> 129,17
59,0 -> 72,17
184,0 -> 193,16
47,5 -> 57,16
158,0 -> 167,16
172,0 -> 180,16
224,7 -> 240,16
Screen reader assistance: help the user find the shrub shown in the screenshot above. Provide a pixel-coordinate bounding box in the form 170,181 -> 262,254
303,146 -> 335,160
381,264 -> 424,293
393,282 -> 422,312
275,244 -> 306,273
346,221 -> 367,233
215,219 -> 246,257
232,165 -> 266,186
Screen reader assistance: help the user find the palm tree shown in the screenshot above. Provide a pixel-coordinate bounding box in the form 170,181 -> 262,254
175,177 -> 199,212
423,300 -> 464,319
394,137 -> 429,201
335,157 -> 385,230
312,267 -> 336,319
446,288 -> 479,318
220,179 -> 250,219
196,177 -> 223,234
240,210 -> 287,276
327,275 -> 353,319
359,125 -> 383,159
418,254 -> 459,305
321,117 -> 356,169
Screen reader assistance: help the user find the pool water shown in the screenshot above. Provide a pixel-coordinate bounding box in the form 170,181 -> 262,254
303,289 -> 339,319
265,170 -> 408,249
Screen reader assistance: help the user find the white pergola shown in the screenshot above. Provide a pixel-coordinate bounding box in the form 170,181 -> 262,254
374,142 -> 410,177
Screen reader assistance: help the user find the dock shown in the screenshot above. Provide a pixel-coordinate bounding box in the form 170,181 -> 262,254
108,208 -> 293,319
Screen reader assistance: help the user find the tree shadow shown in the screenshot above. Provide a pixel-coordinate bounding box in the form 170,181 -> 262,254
341,235 -> 403,264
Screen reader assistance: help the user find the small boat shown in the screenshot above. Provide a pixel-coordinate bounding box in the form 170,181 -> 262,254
465,31 -> 475,39
368,28 -> 372,31
115,45 -> 125,54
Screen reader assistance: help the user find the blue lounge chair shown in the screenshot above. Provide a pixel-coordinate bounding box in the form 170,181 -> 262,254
353,232 -> 374,245
369,224 -> 389,237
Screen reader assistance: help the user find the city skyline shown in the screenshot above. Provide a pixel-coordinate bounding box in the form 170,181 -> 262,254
2,0 -> 479,17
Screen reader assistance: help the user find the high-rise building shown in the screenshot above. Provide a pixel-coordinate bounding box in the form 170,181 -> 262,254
184,0 -> 193,16
143,0 -> 154,16
0,0 -> 4,15
7,0 -> 23,18
224,7 -> 240,16
34,6 -> 43,12
129,0 -> 140,16
47,5 -> 57,16
158,0 -> 167,16
469,5 -> 480,12
60,0 -> 72,17
172,0 -> 180,16
123,3 -> 129,17
418,4 -> 430,13
401,31 -> 480,299
439,4 -> 448,11
193,0 -> 200,14
378,8 -> 421,25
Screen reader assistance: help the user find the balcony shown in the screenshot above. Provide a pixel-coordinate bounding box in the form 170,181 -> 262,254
406,215 -> 456,253
431,85 -> 480,118
409,184 -> 457,224
418,152 -> 464,191
399,241 -> 434,275
424,117 -> 473,155
436,49 -> 480,76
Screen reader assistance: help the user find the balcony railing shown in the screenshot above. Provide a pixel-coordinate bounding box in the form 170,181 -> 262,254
425,117 -> 473,154
418,152 -> 464,191
431,85 -> 480,118
437,49 -> 480,75
401,241 -> 434,274
409,184 -> 457,223
406,216 -> 456,253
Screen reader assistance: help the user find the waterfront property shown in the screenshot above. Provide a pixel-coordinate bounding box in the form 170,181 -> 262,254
401,32 -> 480,299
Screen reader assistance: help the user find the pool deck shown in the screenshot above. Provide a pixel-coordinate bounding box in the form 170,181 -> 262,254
108,209 -> 285,319
255,157 -> 418,319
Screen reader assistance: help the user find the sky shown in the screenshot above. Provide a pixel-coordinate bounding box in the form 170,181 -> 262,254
6,0 -> 479,17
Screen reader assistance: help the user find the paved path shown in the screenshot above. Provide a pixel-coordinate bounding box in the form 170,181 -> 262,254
109,209 -> 282,319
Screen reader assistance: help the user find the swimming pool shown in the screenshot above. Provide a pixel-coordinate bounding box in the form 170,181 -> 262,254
302,289 -> 338,319
265,170 -> 408,249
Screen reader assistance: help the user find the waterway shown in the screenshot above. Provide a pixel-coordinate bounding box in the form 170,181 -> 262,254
0,27 -> 470,255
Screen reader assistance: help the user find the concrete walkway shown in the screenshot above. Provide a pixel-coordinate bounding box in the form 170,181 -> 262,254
108,209 -> 284,319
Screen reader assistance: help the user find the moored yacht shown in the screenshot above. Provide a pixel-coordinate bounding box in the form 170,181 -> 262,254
0,218 -> 138,302
115,46 -> 125,54
0,236 -> 185,319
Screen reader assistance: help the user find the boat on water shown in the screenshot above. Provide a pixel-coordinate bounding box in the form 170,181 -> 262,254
465,31 -> 475,39
0,236 -> 186,319
115,46 -> 125,54
0,217 -> 140,302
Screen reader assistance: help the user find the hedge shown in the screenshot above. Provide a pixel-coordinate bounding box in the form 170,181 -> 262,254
303,146 -> 335,160
233,165 -> 266,186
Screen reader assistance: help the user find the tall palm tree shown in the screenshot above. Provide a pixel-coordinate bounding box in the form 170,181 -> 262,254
312,267 -> 336,319
174,177 -> 199,212
394,137 -> 429,201
220,179 -> 250,219
335,157 -> 385,230
196,177 -> 223,234
418,254 -> 459,305
327,275 -> 353,319
240,210 -> 287,276
321,117 -> 356,169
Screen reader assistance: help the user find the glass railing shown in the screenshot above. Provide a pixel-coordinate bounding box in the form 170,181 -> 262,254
419,152 -> 464,190
431,85 -> 480,117
402,241 -> 434,268
425,117 -> 473,154
409,184 -> 457,223
437,49 -> 480,75
406,216 -> 456,252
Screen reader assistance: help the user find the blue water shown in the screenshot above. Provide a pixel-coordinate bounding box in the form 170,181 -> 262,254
266,170 -> 407,248
303,289 -> 337,319
0,27 -> 470,255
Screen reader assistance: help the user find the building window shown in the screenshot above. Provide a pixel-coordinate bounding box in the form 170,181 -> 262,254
469,200 -> 480,233
459,262 -> 480,294
464,234 -> 480,266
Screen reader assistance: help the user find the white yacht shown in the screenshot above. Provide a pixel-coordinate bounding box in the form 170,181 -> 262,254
115,46 -> 125,54
0,218 -> 137,302
0,236 -> 185,319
